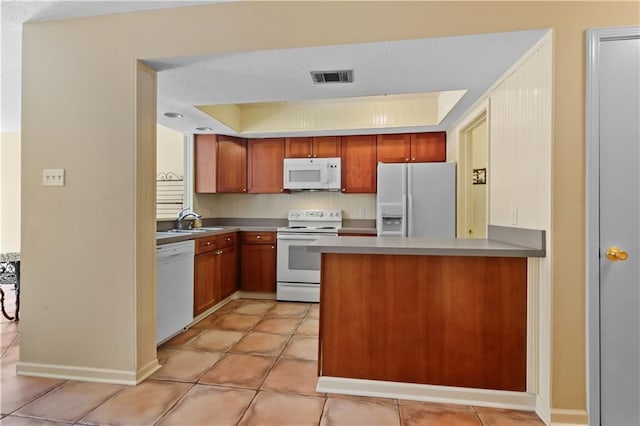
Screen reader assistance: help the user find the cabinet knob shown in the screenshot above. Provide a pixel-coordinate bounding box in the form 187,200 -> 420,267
342,188 -> 346,192
412,157 -> 416,161
313,154 -> 317,158
271,246 -> 275,249
307,154 -> 311,158
227,237 -> 231,241
280,189 -> 284,192
256,235 -> 261,239
205,242 -> 211,246
405,158 -> 409,162
242,188 -> 247,192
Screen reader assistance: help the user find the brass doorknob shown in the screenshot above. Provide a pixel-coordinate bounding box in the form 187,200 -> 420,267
606,246 -> 629,261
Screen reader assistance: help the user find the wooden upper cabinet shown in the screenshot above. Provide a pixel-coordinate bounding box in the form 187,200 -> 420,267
217,135 -> 247,193
376,134 -> 411,163
312,136 -> 341,158
194,134 -> 218,193
376,132 -> 446,163
285,137 -> 313,158
410,132 -> 446,162
340,135 -> 377,193
285,136 -> 341,158
248,138 -> 285,194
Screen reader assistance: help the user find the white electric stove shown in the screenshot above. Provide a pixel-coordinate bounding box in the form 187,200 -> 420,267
276,209 -> 342,302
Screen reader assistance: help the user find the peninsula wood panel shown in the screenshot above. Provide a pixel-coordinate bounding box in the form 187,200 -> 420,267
319,253 -> 527,391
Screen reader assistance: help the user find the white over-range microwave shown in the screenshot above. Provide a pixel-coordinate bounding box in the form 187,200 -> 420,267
283,157 -> 341,191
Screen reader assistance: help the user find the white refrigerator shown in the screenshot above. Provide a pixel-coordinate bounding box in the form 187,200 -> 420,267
376,162 -> 456,238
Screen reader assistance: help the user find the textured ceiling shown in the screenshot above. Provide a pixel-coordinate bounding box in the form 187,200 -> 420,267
148,29 -> 548,136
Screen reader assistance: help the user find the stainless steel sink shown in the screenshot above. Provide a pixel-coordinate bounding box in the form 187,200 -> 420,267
156,228 -> 226,239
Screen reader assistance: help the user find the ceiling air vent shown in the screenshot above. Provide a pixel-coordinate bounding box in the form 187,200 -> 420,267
310,70 -> 354,84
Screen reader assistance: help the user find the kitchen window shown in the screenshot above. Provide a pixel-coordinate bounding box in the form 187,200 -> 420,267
156,126 -> 189,219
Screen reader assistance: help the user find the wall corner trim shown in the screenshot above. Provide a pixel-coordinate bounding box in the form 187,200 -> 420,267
550,408 -> 588,425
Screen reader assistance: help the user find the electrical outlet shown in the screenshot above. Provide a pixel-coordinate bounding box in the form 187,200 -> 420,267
510,207 -> 518,225
43,169 -> 65,186
358,208 -> 366,218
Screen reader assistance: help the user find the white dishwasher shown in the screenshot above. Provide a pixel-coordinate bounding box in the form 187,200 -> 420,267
156,240 -> 194,344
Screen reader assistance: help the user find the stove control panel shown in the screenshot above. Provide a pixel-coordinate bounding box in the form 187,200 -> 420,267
288,209 -> 342,221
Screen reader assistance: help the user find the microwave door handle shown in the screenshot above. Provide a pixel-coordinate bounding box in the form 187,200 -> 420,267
323,163 -> 330,184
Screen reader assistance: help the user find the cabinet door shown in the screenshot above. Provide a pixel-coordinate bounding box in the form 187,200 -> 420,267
410,132 -> 446,162
194,134 -> 217,193
217,135 -> 247,192
248,138 -> 285,193
241,243 -> 276,292
194,251 -> 217,316
218,244 -> 238,300
376,134 -> 411,163
312,136 -> 341,158
340,135 -> 377,193
285,137 -> 313,158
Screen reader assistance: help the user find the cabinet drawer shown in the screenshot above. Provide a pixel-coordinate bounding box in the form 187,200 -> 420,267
195,236 -> 217,254
241,232 -> 276,244
216,232 -> 237,248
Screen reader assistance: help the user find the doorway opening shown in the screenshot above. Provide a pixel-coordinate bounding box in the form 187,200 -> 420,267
459,110 -> 488,239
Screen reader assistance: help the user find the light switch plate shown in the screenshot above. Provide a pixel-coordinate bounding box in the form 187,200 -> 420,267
510,207 -> 518,225
43,169 -> 65,186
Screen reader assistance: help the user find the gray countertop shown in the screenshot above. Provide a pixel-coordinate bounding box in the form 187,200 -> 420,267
308,226 -> 546,258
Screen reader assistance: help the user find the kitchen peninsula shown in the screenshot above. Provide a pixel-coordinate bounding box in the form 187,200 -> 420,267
309,226 -> 544,395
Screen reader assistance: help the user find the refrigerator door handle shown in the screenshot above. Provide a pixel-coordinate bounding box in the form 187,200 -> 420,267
406,164 -> 412,237
407,194 -> 414,237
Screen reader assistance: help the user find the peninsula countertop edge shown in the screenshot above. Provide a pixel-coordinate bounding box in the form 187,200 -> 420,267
308,225 -> 546,258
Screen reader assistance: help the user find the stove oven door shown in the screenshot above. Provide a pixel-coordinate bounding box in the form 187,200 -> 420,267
276,233 -> 321,284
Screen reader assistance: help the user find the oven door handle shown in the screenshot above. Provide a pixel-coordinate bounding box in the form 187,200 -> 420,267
277,234 -> 327,241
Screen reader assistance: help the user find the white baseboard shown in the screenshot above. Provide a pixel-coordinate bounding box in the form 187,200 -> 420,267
16,360 -> 160,385
317,376 -> 537,411
550,408 -> 588,425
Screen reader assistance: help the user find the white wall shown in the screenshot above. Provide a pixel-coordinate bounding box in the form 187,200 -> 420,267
1,132 -> 21,253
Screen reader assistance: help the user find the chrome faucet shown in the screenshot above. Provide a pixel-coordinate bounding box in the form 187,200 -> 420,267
177,207 -> 202,229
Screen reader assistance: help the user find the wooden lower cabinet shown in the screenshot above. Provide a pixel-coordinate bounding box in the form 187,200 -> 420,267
319,253 -> 527,391
218,244 -> 237,300
193,232 -> 238,316
193,250 -> 217,316
240,232 -> 277,293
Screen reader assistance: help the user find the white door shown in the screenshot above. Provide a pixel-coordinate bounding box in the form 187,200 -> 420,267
588,26 -> 640,426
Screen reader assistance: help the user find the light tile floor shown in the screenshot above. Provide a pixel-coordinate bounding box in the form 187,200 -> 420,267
0,295 -> 545,425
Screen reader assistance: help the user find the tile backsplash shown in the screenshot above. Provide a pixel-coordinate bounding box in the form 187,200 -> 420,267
195,193 -> 376,220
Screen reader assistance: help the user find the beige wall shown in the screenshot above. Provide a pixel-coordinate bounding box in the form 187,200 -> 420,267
156,125 -> 184,178
469,119 -> 488,239
1,132 -> 21,252
19,0 -> 640,418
